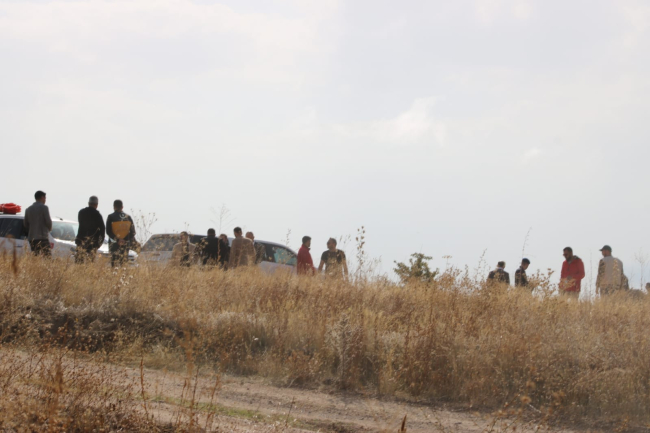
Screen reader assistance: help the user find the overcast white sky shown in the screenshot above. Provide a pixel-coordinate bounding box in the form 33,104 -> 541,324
2,0 -> 650,288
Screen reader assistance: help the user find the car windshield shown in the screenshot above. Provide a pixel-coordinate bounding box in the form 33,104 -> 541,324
51,221 -> 78,242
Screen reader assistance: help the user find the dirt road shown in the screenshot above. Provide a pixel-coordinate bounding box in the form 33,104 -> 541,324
1,349 -> 574,432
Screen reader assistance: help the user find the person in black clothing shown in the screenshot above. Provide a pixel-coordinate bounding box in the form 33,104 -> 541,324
75,195 -> 105,263
105,199 -> 136,267
488,261 -> 510,285
199,228 -> 227,267
515,258 -> 530,289
218,233 -> 231,268
318,238 -> 348,277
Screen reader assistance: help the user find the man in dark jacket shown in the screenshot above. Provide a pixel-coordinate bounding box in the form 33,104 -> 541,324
199,228 -> 228,267
75,195 -> 105,263
488,261 -> 510,285
514,258 -> 530,289
105,199 -> 136,267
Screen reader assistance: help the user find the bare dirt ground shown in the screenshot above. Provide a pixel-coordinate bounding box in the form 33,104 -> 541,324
133,364 -> 577,432
2,349 -> 581,432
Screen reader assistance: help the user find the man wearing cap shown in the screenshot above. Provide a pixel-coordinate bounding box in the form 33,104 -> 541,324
596,245 -> 625,296
75,196 -> 105,263
515,258 -> 531,289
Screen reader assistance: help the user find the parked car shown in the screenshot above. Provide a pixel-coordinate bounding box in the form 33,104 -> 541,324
0,212 -> 136,263
138,233 -> 297,274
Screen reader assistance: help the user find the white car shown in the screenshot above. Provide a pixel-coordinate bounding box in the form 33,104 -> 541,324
138,233 -> 297,274
0,213 -> 136,263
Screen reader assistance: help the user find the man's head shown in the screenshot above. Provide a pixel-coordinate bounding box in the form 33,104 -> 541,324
521,258 -> 530,270
233,227 -> 243,237
497,261 -> 506,269
600,245 -> 612,257
207,228 -> 216,237
88,196 -> 99,209
34,190 -> 46,204
113,199 -> 123,211
180,231 -> 188,243
245,231 -> 255,241
327,237 -> 337,250
563,247 -> 574,261
302,236 -> 311,248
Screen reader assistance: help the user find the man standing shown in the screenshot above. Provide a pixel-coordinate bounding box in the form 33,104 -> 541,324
297,236 -> 316,275
172,231 -> 196,267
199,228 -> 226,267
514,258 -> 530,288
106,200 -> 136,267
219,234 -> 231,267
75,195 -> 105,263
229,227 -> 255,269
488,261 -> 510,285
318,238 -> 348,277
246,231 -> 266,264
596,245 -> 625,296
24,190 -> 53,257
560,247 -> 585,298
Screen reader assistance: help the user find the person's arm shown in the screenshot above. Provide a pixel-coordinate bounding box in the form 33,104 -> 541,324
596,259 -> 604,291
23,209 -> 30,231
514,270 -> 521,287
318,260 -> 325,272
229,241 -> 239,268
128,215 -> 136,239
342,252 -> 349,276
577,260 -> 586,281
44,206 -> 52,232
505,273 -> 510,285
75,209 -> 83,245
106,215 -> 114,241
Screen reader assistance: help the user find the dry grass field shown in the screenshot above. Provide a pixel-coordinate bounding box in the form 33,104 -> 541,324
1,254 -> 649,431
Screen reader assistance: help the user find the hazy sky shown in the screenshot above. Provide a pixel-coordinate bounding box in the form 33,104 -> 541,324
2,0 -> 649,288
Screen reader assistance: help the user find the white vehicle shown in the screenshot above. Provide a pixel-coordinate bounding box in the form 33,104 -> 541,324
138,233 -> 297,274
0,212 -> 136,263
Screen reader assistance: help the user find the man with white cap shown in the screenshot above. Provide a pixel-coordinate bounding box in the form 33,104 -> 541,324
596,245 -> 625,296
75,195 -> 105,263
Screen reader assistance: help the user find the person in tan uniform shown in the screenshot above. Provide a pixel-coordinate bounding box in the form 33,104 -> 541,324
171,231 -> 197,267
229,227 -> 255,269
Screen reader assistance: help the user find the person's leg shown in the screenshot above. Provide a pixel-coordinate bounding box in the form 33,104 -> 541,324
75,245 -> 86,264
31,239 -> 51,257
87,245 -> 97,263
109,243 -> 119,267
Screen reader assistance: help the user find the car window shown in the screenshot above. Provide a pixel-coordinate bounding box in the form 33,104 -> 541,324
190,235 -> 205,245
51,221 -> 78,242
0,218 -> 27,240
141,235 -> 178,252
268,245 -> 297,266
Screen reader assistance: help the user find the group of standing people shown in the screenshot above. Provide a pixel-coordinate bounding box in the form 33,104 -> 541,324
24,192 -> 137,267
170,227 -> 264,269
21,191 -> 631,293
487,245 -> 628,297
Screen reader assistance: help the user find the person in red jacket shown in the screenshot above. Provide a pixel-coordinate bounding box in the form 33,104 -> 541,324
560,247 -> 585,298
297,235 -> 316,275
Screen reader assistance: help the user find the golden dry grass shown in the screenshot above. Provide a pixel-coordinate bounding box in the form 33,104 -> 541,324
1,255 -> 650,431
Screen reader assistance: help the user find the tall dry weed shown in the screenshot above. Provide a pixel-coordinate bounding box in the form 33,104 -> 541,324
1,254 -> 650,428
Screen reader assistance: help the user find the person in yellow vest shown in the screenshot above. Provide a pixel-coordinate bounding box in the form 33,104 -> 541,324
105,199 -> 136,267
